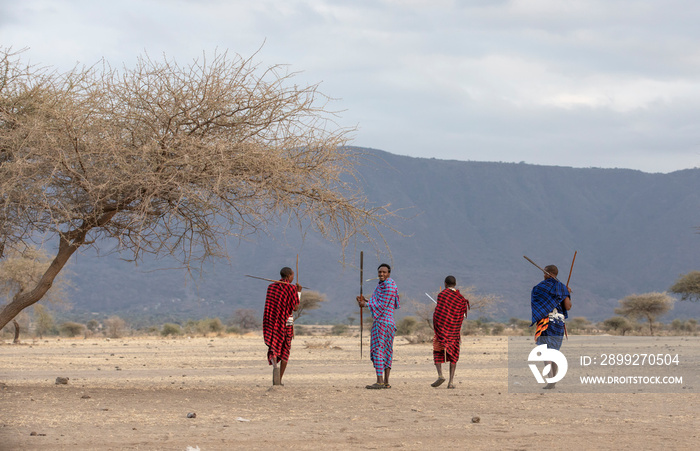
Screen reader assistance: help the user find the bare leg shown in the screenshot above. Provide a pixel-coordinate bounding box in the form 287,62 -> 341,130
279,360 -> 288,385
435,363 -> 444,378
543,361 -> 558,389
447,362 -> 457,388
271,357 -> 281,385
383,367 -> 391,386
432,363 -> 446,387
375,371 -> 384,385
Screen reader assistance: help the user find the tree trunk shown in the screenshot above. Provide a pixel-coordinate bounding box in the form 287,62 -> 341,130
12,319 -> 20,344
0,211 -> 115,331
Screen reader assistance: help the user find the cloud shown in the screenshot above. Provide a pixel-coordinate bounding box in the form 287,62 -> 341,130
2,0 -> 699,172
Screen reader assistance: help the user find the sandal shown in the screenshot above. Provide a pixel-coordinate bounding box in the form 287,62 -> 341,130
431,377 -> 446,388
383,383 -> 391,389
365,383 -> 385,389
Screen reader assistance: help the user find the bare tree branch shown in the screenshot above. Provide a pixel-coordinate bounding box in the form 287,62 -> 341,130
0,48 -> 395,329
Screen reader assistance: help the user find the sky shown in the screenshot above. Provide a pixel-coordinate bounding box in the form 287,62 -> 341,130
2,0 -> 700,173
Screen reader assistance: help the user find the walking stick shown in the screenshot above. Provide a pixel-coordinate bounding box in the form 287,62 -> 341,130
566,251 -> 577,289
360,251 -> 364,360
293,254 -> 299,339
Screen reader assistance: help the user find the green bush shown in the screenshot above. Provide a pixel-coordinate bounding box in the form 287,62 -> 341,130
59,321 -> 85,337
226,325 -> 242,334
491,323 -> 505,335
161,323 -> 182,337
330,324 -> 349,336
396,316 -> 418,336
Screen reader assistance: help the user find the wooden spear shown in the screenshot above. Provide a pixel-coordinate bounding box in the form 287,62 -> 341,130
360,251 -> 364,360
523,256 -> 562,282
566,251 -> 577,289
244,275 -> 310,289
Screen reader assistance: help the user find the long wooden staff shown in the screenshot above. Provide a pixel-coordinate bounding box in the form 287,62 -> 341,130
523,256 -> 561,282
244,275 -> 310,289
566,251 -> 577,289
360,251 -> 364,360
294,254 -> 299,338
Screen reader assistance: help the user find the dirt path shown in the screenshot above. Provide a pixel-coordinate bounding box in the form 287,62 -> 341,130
1,335 -> 697,450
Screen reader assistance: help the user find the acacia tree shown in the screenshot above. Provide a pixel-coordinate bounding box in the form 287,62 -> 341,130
614,292 -> 674,335
0,48 -> 390,330
293,290 -> 328,321
601,316 -> 634,336
669,271 -> 700,302
230,308 -> 262,332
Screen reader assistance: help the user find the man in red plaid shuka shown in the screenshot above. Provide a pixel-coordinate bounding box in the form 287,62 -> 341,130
263,267 -> 300,385
431,275 -> 469,389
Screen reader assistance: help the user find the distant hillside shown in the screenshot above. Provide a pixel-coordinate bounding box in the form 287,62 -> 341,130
62,148 -> 700,325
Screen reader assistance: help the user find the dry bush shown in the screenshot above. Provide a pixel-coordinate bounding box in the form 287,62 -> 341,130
304,339 -> 333,349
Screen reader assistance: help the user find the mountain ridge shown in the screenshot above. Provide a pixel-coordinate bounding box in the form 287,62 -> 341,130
59,147 -> 700,325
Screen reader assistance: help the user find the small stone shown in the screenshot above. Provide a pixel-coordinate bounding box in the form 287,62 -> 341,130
81,395 -> 91,399
30,432 -> 37,436
55,377 -> 69,385
471,416 -> 481,424
187,412 -> 197,418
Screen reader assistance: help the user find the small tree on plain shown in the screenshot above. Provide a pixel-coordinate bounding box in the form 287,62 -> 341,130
669,271 -> 700,302
104,316 -> 126,338
293,290 -> 328,321
230,308 -> 261,331
601,316 -> 634,336
60,321 -> 85,337
615,292 -> 674,335
33,304 -> 55,338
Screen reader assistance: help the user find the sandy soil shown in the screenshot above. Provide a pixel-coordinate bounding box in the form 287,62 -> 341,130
1,334 -> 698,450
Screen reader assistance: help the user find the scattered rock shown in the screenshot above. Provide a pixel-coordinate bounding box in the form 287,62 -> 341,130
187,412 -> 197,419
471,416 -> 481,424
55,377 -> 69,385
81,395 -> 91,399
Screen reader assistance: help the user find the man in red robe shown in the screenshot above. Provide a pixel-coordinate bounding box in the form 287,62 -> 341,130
431,275 -> 469,389
263,267 -> 300,385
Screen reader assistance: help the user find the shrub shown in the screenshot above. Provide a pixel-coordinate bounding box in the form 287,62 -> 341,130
59,321 -> 85,337
226,325 -> 242,334
396,316 -> 418,336
330,324 -> 349,335
161,323 -> 182,337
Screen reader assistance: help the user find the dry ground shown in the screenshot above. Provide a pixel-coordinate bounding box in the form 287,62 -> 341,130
0,334 -> 698,450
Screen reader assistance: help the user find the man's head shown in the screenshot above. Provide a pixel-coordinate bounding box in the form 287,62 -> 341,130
377,263 -> 391,282
544,265 -> 558,279
280,267 -> 294,282
444,275 -> 456,288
